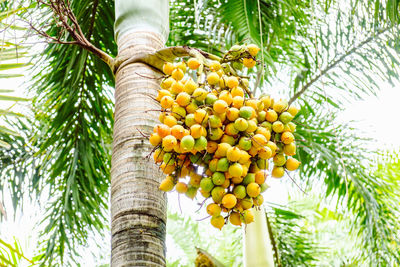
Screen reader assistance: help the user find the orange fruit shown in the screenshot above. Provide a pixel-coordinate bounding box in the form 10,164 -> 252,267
176,92 -> 191,106
207,203 -> 222,216
172,68 -> 184,80
160,95 -> 174,109
219,90 -> 233,105
213,99 -> 228,114
211,215 -> 225,230
162,135 -> 177,151
155,124 -> 171,138
246,182 -> 260,197
285,158 -> 301,171
171,125 -> 186,140
231,87 -> 244,98
188,58 -> 201,70
255,170 -> 267,184
207,72 -> 220,85
159,177 -> 174,191
229,212 -> 242,226
175,182 -> 188,193
243,58 -> 256,68
281,131 -> 295,144
149,133 -> 162,146
222,194 -> 237,209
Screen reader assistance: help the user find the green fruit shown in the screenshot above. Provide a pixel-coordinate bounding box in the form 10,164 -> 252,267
209,128 -> 224,141
172,105 -> 186,119
211,186 -> 225,203
185,114 -> 196,127
209,115 -> 222,128
232,61 -> 243,71
260,121 -> 272,131
200,177 -> 214,192
216,158 -> 229,172
260,183 -> 269,192
221,134 -> 236,146
212,172 -> 226,185
203,153 -> 213,164
273,154 -> 286,166
243,173 -> 255,185
194,136 -> 207,151
241,197 -> 253,210
185,186 -> 198,199
190,153 -> 201,164
287,122 -> 296,132
257,110 -> 266,122
279,111 -> 294,124
239,106 -> 254,120
234,118 -> 248,132
233,185 -> 247,199
256,159 -> 269,169
163,153 -> 175,165
238,136 -> 252,151
181,135 -> 195,150
205,93 -> 218,105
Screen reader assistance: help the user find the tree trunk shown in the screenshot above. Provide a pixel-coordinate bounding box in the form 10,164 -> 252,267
111,1 -> 169,266
243,207 -> 275,267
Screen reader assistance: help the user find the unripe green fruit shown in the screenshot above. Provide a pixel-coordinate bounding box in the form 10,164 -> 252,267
273,153 -> 286,166
200,177 -> 214,192
205,94 -> 218,105
279,111 -> 294,124
211,186 -> 225,203
185,114 -> 196,127
257,110 -> 266,122
257,159 -> 269,169
185,186 -> 198,199
238,136 -> 252,151
239,106 -> 254,120
190,153 -> 202,164
163,153 -> 175,165
209,115 -> 222,128
212,172 -> 226,185
243,173 -> 255,185
233,185 -> 247,199
194,136 -> 207,151
234,118 -> 248,131
216,158 -> 229,172
181,135 -> 195,150
209,127 -> 224,141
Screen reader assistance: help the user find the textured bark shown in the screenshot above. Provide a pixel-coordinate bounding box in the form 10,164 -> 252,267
111,31 -> 166,266
243,207 -> 275,267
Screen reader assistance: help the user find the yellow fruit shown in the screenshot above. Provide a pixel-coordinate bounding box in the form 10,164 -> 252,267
162,135 -> 177,151
283,142 -> 296,156
246,182 -> 260,198
207,72 -> 220,85
245,120 -> 258,133
272,166 -> 285,178
255,127 -> 271,141
273,99 -> 288,113
192,88 -> 208,101
226,147 -> 242,162
222,194 -> 237,209
194,109 -> 208,124
227,76 -> 239,89
231,87 -> 244,97
213,99 -> 228,114
190,124 -> 206,139
272,121 -> 284,133
211,215 -> 225,230
176,92 -> 191,107
219,91 -> 233,105
252,134 -> 267,148
156,89 -> 172,101
226,107 -> 240,121
184,79 -> 198,94
255,170 -> 267,184
254,194 -> 264,206
238,150 -> 251,165
229,163 -> 243,178
160,95 -> 174,109
234,118 -> 248,132
176,62 -> 187,73
149,133 -> 162,146
171,81 -> 184,94
266,109 -> 278,122
260,95 -> 272,109
225,123 -> 239,136
258,146 -> 272,160
229,212 -> 242,226
215,143 -> 232,158
163,62 -> 174,75
172,68 -> 184,80
159,177 -> 174,191
207,203 -> 222,216
247,44 -> 260,57
153,148 -> 164,163
281,131 -> 295,144
210,61 -> 221,71
164,115 -> 177,127
242,209 -> 254,224
188,58 -> 201,70
287,105 -> 299,116
286,158 -> 301,171
243,58 -> 256,68
240,197 -> 253,210
175,182 -> 188,193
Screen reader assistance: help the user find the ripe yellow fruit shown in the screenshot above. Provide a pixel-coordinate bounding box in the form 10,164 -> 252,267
258,146 -> 272,160
273,99 -> 288,113
163,62 -> 174,75
184,79 -> 198,94
207,72 -> 220,85
190,124 -> 206,139
172,68 -> 185,80
243,58 -> 256,68
219,91 -> 233,105
226,107 -> 240,121
228,162 -> 243,178
247,44 -> 260,57
211,215 -> 225,230
281,131 -> 295,144
164,115 -> 177,127
229,212 -> 242,226
176,92 -> 191,107
149,133 -> 162,146
245,120 -> 258,133
272,121 -> 284,133
207,203 -> 222,216
215,143 -> 232,158
210,61 -> 221,71
227,76 -> 239,89
272,166 -> 285,178
213,99 -> 228,114
231,87 -> 244,97
159,177 -> 174,191
171,81 -> 184,94
225,123 -> 239,136
222,194 -> 237,209
252,134 -> 267,148
265,109 -> 278,122
194,109 -> 208,124
287,105 -> 299,116
255,170 -> 267,184
157,89 -> 172,101
286,158 -> 301,171
192,88 -> 208,101
162,135 -> 177,151
160,95 -> 174,109
226,147 -> 242,162
242,209 -> 254,224
188,58 -> 201,70
175,182 -> 188,193
246,182 -> 260,197
283,142 -> 296,156
240,197 -> 253,210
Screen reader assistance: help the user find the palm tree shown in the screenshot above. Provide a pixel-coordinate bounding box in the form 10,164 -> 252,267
1,0 -> 400,265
